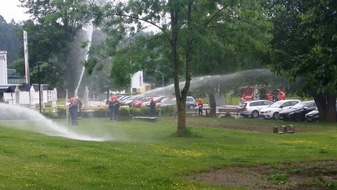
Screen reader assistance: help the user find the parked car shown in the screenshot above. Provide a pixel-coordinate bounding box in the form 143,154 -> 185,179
160,97 -> 176,107
133,96 -> 154,108
259,99 -> 300,120
305,102 -> 337,122
141,96 -> 167,107
186,96 -> 197,109
279,100 -> 316,121
237,100 -> 273,118
305,109 -> 319,122
124,95 -> 144,107
159,96 -> 195,108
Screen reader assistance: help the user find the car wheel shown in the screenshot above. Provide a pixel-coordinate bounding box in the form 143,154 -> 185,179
251,110 -> 259,118
187,105 -> 193,109
273,112 -> 279,120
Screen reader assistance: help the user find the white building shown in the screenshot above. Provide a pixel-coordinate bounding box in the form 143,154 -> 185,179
0,50 -> 56,105
0,51 -> 8,85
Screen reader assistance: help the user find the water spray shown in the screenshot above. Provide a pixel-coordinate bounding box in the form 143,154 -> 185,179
75,23 -> 94,97
143,69 -> 273,96
0,103 -> 111,142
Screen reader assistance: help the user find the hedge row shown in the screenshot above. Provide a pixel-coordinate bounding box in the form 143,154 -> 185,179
43,106 -> 177,119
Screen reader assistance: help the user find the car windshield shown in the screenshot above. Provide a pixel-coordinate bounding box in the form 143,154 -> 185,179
238,102 -> 247,107
291,102 -> 308,109
269,101 -> 284,108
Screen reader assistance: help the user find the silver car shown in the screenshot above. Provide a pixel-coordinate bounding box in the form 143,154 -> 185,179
259,99 -> 300,120
238,100 -> 273,118
186,96 -> 197,109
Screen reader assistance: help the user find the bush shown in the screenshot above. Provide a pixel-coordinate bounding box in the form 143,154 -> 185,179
82,110 -> 108,118
139,107 -> 151,116
57,109 -> 67,117
160,106 -> 177,116
119,108 -> 130,116
42,112 -> 59,119
118,108 -> 132,121
56,108 -> 109,119
129,107 -> 141,116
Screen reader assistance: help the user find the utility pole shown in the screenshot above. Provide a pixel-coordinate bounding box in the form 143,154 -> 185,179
155,70 -> 164,87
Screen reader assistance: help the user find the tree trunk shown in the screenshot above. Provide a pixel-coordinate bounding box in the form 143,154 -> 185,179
171,0 -> 194,136
176,101 -> 187,136
208,90 -> 217,117
314,93 -> 336,122
170,1 -> 189,136
325,95 -> 336,122
314,94 -> 326,121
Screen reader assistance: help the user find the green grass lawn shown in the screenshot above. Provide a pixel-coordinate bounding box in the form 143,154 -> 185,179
0,116 -> 336,189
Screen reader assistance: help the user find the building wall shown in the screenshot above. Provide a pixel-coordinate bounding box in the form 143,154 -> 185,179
0,51 -> 8,85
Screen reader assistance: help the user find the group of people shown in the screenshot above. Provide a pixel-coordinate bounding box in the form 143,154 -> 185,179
67,95 -> 203,123
109,96 -> 120,120
68,97 -> 82,125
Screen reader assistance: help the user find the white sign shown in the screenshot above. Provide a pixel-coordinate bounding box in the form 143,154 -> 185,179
23,30 -> 29,85
131,70 -> 143,89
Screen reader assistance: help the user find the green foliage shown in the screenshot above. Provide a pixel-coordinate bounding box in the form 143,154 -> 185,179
0,17 -> 21,64
266,0 -> 337,122
192,0 -> 273,76
88,0 -> 279,133
57,108 -> 67,117
82,110 -> 108,118
53,107 -> 178,119
119,108 -> 130,116
18,0 -> 92,94
139,106 -> 151,116
160,106 -> 177,116
267,171 -> 289,184
128,107 -> 141,116
127,106 -> 177,117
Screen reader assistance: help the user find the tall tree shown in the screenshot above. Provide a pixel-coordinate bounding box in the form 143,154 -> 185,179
190,1 -> 273,116
18,0 -> 91,95
90,0 -> 275,135
266,0 -> 337,122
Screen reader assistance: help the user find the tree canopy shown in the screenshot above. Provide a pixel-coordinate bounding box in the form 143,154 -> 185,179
87,0 -> 279,135
0,15 -> 21,64
266,0 -> 337,122
17,0 -> 92,95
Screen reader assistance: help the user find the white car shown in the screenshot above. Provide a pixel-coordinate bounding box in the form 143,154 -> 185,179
237,100 -> 273,118
259,99 -> 300,120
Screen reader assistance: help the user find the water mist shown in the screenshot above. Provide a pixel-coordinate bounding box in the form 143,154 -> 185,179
143,69 -> 274,96
0,103 -> 112,141
75,24 -> 94,97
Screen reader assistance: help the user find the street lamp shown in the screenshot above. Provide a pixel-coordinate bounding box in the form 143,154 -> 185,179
155,70 -> 164,87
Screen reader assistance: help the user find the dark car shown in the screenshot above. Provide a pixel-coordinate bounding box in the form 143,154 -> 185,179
305,102 -> 337,122
305,109 -> 319,122
279,101 -> 316,121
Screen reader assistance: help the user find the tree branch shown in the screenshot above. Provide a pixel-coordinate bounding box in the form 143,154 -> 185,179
204,6 -> 226,27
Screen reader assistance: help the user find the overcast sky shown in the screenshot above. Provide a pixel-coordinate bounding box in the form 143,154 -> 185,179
0,0 -> 29,22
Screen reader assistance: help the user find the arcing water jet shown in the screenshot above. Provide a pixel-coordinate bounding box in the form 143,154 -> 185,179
143,69 -> 274,96
0,103 -> 111,141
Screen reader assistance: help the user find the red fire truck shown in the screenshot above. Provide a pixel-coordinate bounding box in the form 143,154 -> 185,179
240,85 -> 286,102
